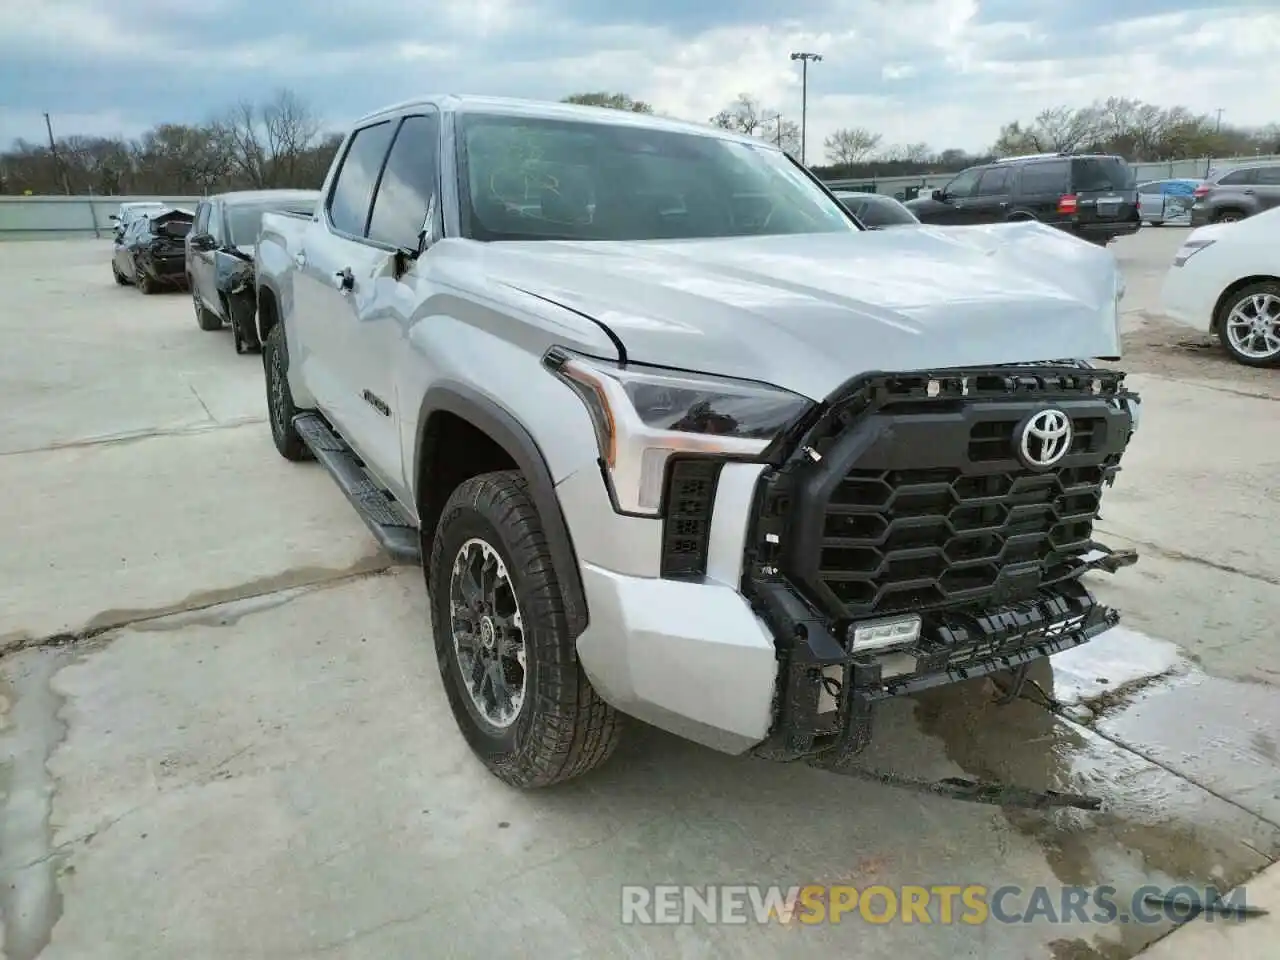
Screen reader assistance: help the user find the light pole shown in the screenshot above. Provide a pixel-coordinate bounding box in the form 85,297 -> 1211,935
765,112 -> 783,148
790,51 -> 823,165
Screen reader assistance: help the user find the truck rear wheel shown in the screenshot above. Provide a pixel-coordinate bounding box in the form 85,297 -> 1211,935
262,323 -> 313,461
428,470 -> 622,788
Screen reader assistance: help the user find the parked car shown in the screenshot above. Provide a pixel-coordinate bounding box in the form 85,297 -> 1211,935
254,95 -> 1140,789
832,191 -> 920,228
1160,206 -> 1280,366
1136,178 -> 1201,226
108,201 -> 166,241
111,207 -> 194,293
1189,161 -> 1280,226
186,189 -> 321,353
905,152 -> 1140,245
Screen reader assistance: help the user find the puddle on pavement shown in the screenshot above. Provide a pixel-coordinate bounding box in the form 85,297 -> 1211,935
906,624 -> 1280,956
1048,627 -> 1188,713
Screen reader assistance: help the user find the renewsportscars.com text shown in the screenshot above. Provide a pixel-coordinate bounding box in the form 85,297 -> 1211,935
620,884 -> 1249,926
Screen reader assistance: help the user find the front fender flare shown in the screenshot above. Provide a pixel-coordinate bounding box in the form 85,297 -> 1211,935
415,382 -> 589,639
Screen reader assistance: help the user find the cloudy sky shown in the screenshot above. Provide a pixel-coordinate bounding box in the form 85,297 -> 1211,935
1,0 -> 1277,160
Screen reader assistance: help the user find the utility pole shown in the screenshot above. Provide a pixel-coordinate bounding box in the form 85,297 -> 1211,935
790,52 -> 823,166
43,112 -> 72,195
1215,108 -> 1224,134
765,113 -> 783,148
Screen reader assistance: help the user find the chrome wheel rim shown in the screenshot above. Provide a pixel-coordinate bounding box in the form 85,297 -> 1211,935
449,537 -> 526,729
1226,292 -> 1280,359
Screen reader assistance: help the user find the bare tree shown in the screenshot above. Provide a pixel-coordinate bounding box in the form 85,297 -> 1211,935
1032,105 -> 1101,152
562,92 -> 654,113
762,115 -> 802,155
216,89 -> 319,189
709,94 -> 765,136
823,127 -> 882,165
876,144 -> 930,163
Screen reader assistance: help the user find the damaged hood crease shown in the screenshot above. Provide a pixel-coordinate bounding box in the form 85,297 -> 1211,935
483,222 -> 1123,400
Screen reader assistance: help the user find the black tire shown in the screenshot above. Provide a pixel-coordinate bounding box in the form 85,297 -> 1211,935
1215,280 -> 1280,368
112,263 -> 128,285
428,471 -> 622,788
227,297 -> 259,353
1213,209 -> 1246,224
136,262 -> 154,295
194,293 -> 221,331
262,323 -> 313,461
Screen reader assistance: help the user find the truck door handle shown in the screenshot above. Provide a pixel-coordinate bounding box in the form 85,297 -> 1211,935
294,251 -> 307,267
334,267 -> 355,292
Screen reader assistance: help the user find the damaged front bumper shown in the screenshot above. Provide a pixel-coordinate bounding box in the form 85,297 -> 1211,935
222,266 -> 259,344
749,544 -> 1137,763
739,363 -> 1142,765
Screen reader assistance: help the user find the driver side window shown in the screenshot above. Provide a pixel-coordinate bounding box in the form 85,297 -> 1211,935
193,202 -> 210,235
944,168 -> 982,198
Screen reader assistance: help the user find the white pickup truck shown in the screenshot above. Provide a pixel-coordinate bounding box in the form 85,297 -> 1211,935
255,95 -> 1140,789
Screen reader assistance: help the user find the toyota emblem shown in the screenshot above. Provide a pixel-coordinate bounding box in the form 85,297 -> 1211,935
1018,409 -> 1072,469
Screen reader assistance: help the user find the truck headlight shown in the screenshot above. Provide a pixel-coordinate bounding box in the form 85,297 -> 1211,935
545,348 -> 813,516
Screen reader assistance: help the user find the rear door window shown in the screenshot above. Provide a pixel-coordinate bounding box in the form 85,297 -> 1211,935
1017,160 -> 1070,195
328,121 -> 397,238
975,167 -> 1011,196
1217,168 -> 1255,186
1071,157 -> 1133,192
367,113 -> 442,250
1253,165 -> 1280,185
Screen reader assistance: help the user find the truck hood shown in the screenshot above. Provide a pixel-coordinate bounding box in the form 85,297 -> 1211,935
480,222 -> 1123,401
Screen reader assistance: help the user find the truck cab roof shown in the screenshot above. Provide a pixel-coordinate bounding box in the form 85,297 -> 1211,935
352,94 -> 771,148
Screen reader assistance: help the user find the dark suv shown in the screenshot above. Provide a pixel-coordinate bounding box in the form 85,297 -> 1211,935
905,153 -> 1140,245
1189,161 -> 1280,226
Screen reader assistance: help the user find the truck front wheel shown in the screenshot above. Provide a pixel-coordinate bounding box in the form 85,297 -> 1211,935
428,470 -> 622,788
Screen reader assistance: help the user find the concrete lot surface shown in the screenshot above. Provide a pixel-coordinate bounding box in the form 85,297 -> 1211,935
1,232 -> 1278,960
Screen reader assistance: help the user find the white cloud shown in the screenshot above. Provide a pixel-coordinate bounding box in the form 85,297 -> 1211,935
2,0 -> 1276,160
881,64 -> 918,81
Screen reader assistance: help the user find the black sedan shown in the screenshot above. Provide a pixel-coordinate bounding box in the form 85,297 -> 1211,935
833,191 -> 921,229
112,208 -> 195,294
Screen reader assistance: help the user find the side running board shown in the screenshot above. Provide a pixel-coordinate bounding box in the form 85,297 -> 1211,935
292,412 -> 421,565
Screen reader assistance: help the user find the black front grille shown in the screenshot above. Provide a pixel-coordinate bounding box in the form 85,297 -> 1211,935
660,458 -> 722,578
750,366 -> 1137,622
820,462 -> 1106,615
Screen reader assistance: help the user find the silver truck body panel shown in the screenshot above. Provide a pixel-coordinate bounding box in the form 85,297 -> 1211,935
471,223 -> 1123,400
254,94 -> 1130,755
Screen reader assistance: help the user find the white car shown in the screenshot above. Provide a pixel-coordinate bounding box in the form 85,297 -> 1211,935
1160,206 -> 1280,367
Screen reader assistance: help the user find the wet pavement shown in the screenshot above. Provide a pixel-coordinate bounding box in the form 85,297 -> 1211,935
1,233 -> 1278,959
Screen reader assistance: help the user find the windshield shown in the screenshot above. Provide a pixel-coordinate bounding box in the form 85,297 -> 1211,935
226,201 -> 313,247
456,113 -> 858,242
1072,157 -> 1135,192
